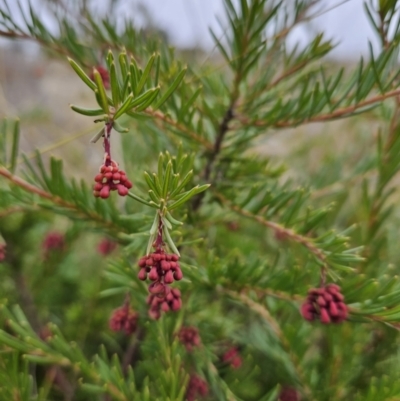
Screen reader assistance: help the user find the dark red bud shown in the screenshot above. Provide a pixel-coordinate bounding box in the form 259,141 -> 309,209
320,307 -> 331,324
148,267 -> 159,281
117,185 -> 128,196
138,268 -> 147,281
164,270 -> 174,284
173,268 -> 183,281
100,186 -> 110,199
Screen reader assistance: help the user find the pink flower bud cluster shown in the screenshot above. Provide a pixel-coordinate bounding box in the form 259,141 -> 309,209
301,284 -> 348,324
222,347 -> 242,369
138,251 -> 183,319
93,159 -> 132,199
109,306 -> 138,335
186,375 -> 209,401
177,326 -> 201,352
279,387 -> 300,401
147,287 -> 182,320
0,244 -> 6,262
42,232 -> 65,254
98,238 -> 117,256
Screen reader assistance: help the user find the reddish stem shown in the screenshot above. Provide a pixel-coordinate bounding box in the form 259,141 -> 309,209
154,215 -> 164,252
104,123 -> 113,166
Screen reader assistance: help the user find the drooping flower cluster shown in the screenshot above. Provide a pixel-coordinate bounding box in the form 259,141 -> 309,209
0,244 -> 6,262
138,252 -> 183,283
138,217 -> 183,319
98,238 -> 117,256
186,375 -> 209,401
93,157 -> 132,199
222,347 -> 242,369
301,284 -> 348,324
147,287 -> 182,320
279,387 -> 300,401
42,232 -> 65,258
177,326 -> 201,352
109,304 -> 139,335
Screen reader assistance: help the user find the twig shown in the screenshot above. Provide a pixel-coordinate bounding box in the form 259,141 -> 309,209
144,109 -> 213,150
238,88 -> 400,128
214,191 -> 327,265
0,166 -> 123,235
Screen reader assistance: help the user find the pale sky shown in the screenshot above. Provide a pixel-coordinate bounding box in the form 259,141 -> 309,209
3,0 -> 381,60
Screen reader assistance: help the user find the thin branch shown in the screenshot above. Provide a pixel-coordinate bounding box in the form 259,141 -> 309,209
214,191 -> 327,265
0,166 -> 123,235
144,109 -> 213,150
238,87 -> 400,128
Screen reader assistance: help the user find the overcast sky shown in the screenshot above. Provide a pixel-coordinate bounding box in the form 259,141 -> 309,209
4,0 -> 381,60
113,0 -> 380,60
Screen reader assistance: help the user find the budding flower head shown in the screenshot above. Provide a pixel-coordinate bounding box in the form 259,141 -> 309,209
42,232 -> 65,258
98,238 -> 117,256
93,157 -> 133,199
222,347 -> 242,369
109,303 -> 139,335
186,375 -> 209,401
279,387 -> 300,401
301,284 -> 348,324
177,326 -> 201,352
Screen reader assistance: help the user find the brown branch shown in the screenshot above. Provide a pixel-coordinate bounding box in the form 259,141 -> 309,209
238,87 -> 400,128
214,191 -> 327,265
0,167 -> 123,235
144,109 -> 213,150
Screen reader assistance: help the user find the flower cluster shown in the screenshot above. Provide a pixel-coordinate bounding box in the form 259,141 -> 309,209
98,238 -> 117,256
147,287 -> 182,320
186,375 -> 209,401
42,232 -> 65,257
0,244 -> 6,262
93,157 -> 132,199
222,347 -> 242,369
138,252 -> 182,283
177,326 -> 201,352
109,305 -> 139,335
138,247 -> 183,319
279,387 -> 300,401
301,284 -> 348,324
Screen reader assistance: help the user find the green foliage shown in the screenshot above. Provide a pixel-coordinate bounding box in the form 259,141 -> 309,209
2,0 -> 400,400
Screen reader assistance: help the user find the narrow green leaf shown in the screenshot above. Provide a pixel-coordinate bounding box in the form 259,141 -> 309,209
144,171 -> 161,196
155,53 -> 161,86
170,170 -> 193,197
70,105 -> 105,117
112,121 -> 129,133
110,62 -> 120,106
10,119 -> 20,174
162,161 -> 172,198
136,54 -> 156,94
153,68 -> 187,109
113,94 -> 133,120
165,211 -> 183,226
93,70 -> 110,113
129,88 -> 159,109
68,58 -> 96,91
163,225 -> 180,256
169,185 -> 210,210
135,87 -> 160,112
